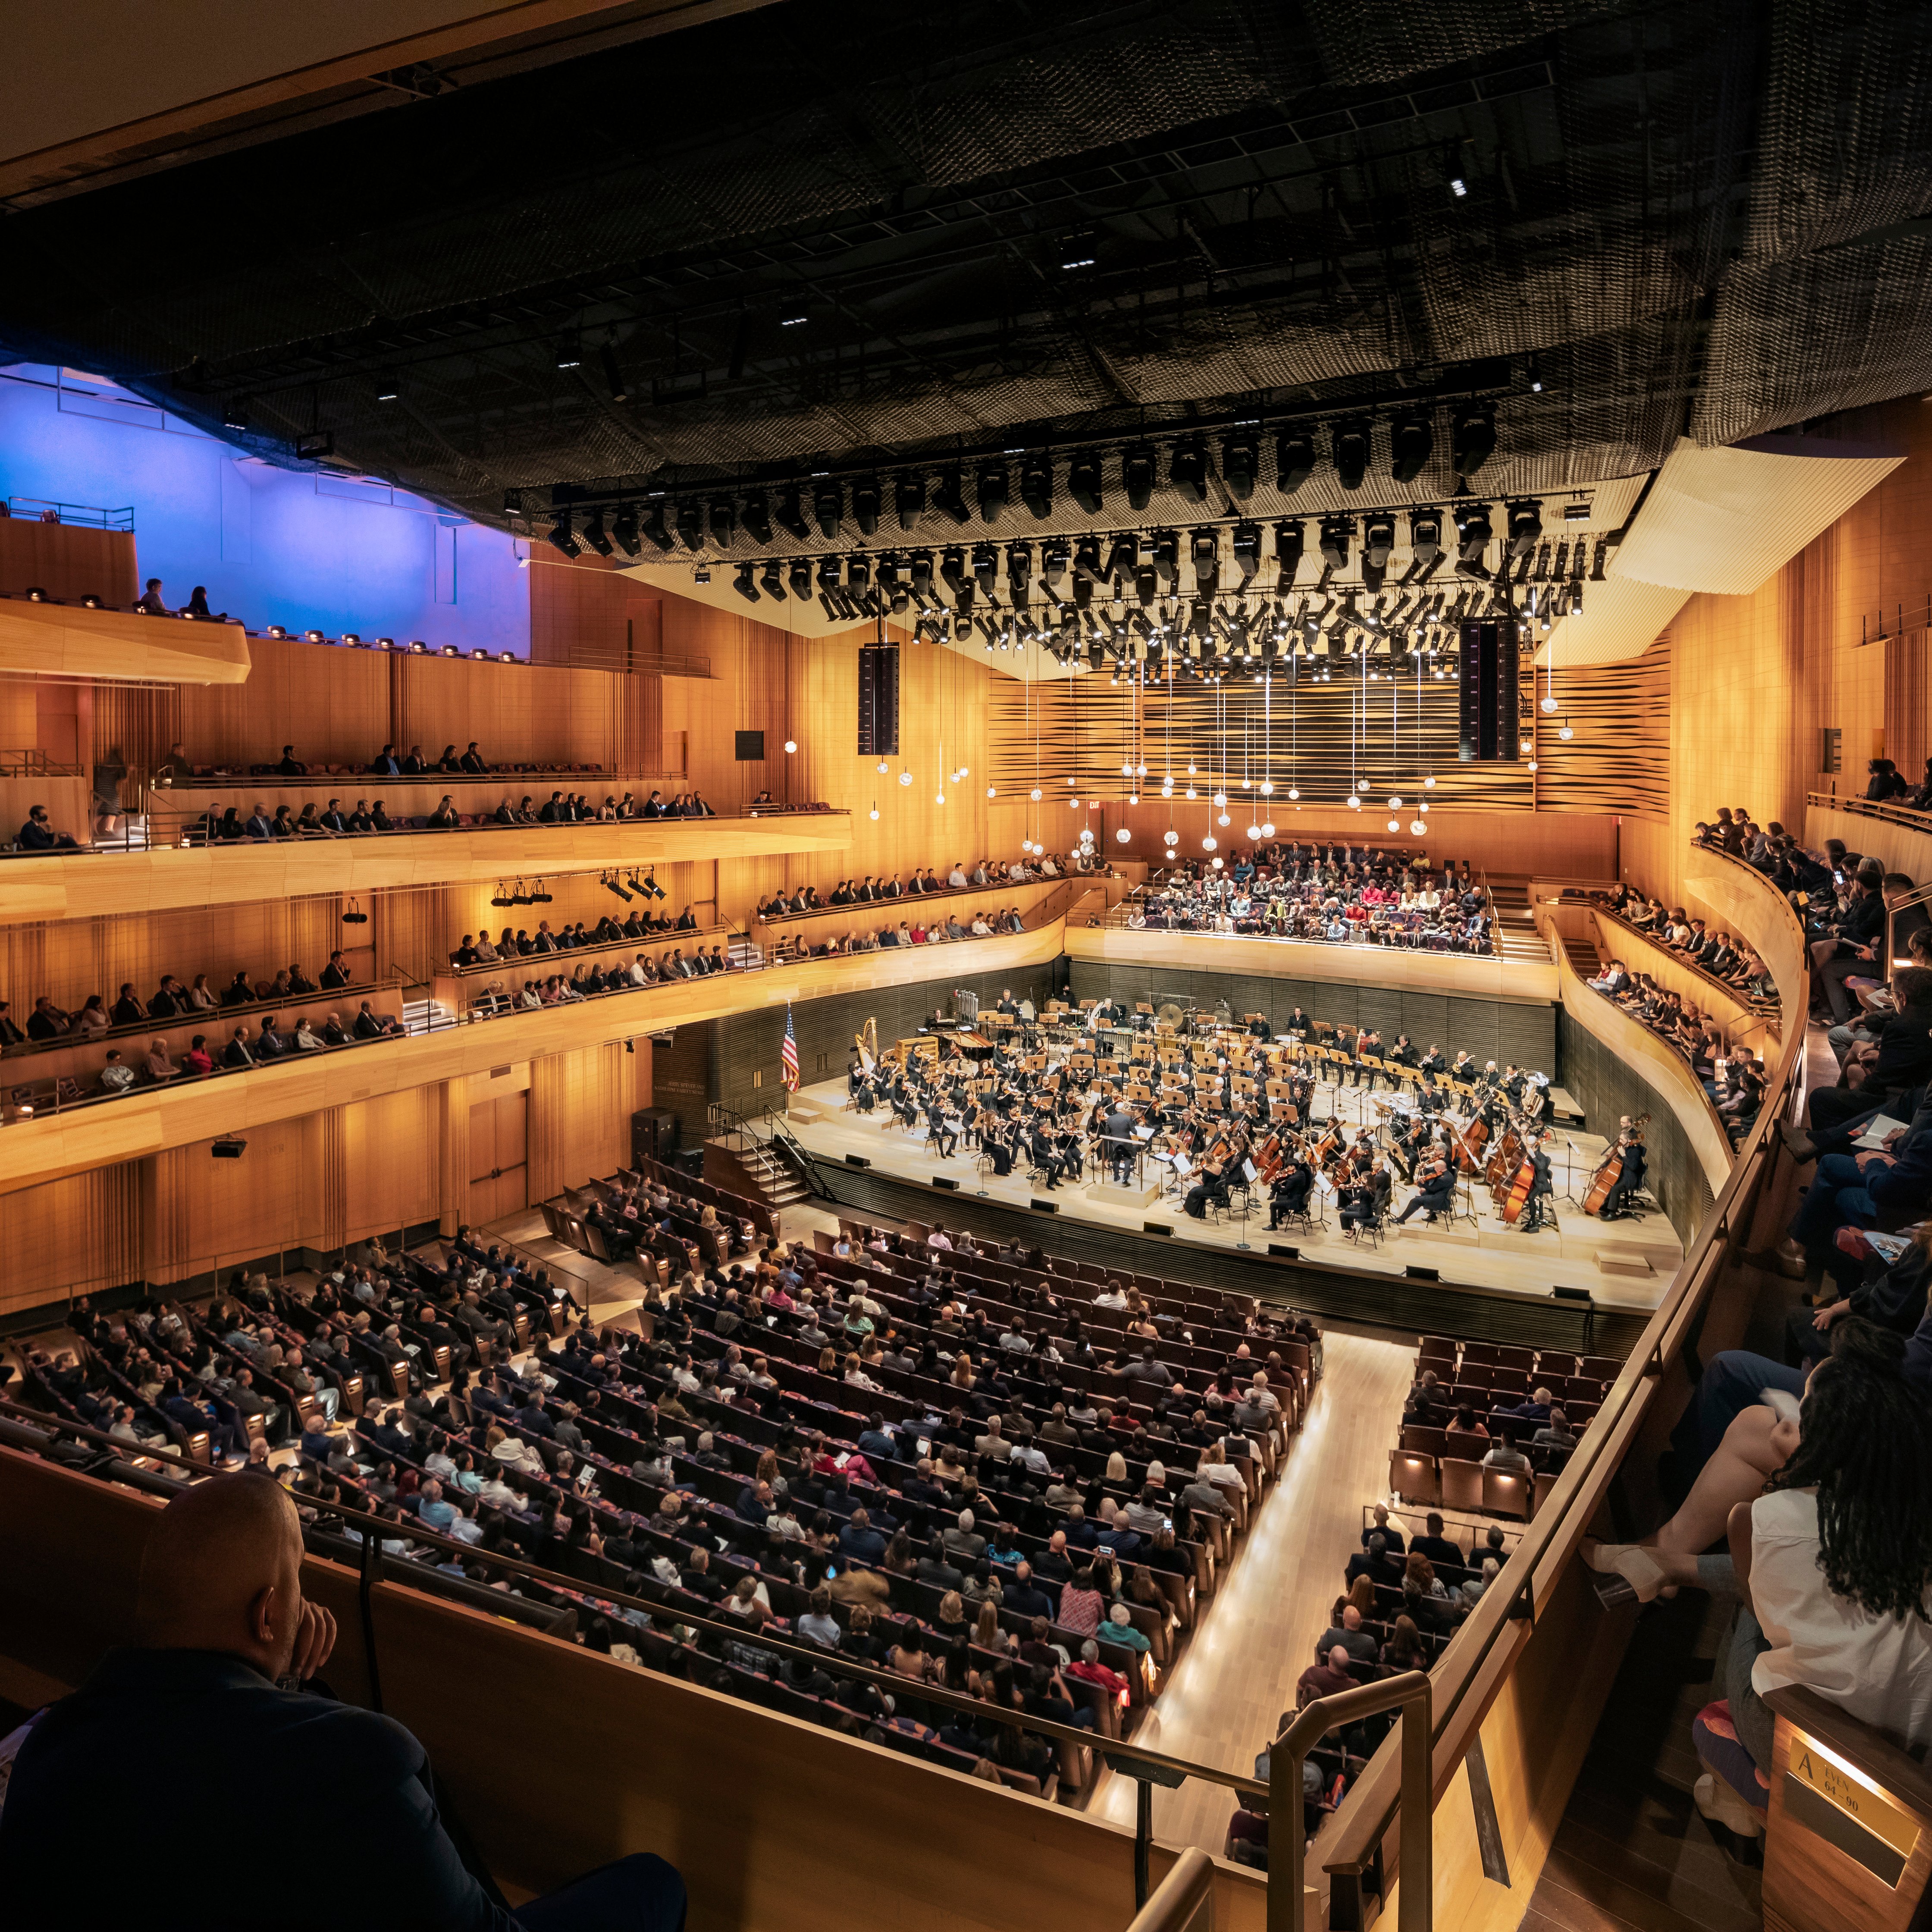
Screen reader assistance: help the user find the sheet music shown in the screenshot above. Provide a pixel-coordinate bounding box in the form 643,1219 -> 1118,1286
1172,1151 -> 1193,1176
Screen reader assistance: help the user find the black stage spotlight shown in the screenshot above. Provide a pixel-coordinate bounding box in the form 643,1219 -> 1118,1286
761,561 -> 785,599
909,550 -> 935,601
1363,513 -> 1396,570
610,505 -> 641,556
1231,521 -> 1261,584
605,872 -> 634,901
546,511 -> 580,558
1408,507 -> 1443,566
1275,520 -> 1305,586
708,496 -> 735,546
895,473 -> 925,530
742,491 -> 772,546
814,479 -> 843,539
1452,406 -> 1496,477
816,554 -> 847,617
1332,418 -> 1371,491
972,543 -> 1000,599
1390,412 -> 1433,483
642,501 -> 674,552
934,465 -> 971,525
490,882 -> 512,908
733,562 -> 761,603
940,546 -> 970,602
852,477 -> 881,536
1318,517 -> 1352,570
775,484 -> 810,542
1276,429 -> 1316,493
1455,503 -> 1494,574
581,507 -> 614,557
1506,499 -> 1543,559
676,502 -> 705,551
1006,542 -> 1033,603
1019,455 -> 1052,520
1069,449 -> 1104,514
1170,436 -> 1208,503
1105,534 -> 1138,585
1190,530 -> 1220,595
878,554 -> 907,612
788,559 -> 813,601
1151,530 -> 1179,588
1123,442 -> 1157,511
847,555 -> 872,608
977,461 -> 1009,524
1222,430 -> 1260,502
1041,539 -> 1068,588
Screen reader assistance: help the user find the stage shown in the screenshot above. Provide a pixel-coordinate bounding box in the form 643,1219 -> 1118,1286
781,1074 -> 1680,1318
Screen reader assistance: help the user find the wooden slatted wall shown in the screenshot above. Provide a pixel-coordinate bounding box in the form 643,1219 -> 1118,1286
1532,637 -> 1672,819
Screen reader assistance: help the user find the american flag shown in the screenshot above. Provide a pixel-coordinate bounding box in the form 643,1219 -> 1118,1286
780,1003 -> 800,1091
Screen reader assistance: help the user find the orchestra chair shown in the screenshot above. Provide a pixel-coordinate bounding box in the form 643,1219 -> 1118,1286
1400,1424 -> 1448,1458
1760,1684 -> 1932,1932
1389,1449 -> 1440,1506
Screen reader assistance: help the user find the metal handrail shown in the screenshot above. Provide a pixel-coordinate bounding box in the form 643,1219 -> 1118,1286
1806,788 -> 1932,834
1314,843 -> 1810,1926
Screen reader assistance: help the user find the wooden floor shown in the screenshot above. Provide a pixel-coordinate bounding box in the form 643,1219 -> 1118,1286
784,1077 -> 1680,1311
1088,1329 -> 1418,1855
1524,1589 -> 1763,1932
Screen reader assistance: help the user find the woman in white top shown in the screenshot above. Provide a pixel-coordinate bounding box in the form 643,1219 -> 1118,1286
188,974 -> 219,1012
294,1017 -> 325,1051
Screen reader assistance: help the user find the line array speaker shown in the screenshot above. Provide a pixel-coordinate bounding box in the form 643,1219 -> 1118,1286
858,643 -> 900,756
1458,617 -> 1521,761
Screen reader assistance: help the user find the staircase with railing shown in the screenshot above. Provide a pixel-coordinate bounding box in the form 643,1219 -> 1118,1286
705,1099 -> 831,1208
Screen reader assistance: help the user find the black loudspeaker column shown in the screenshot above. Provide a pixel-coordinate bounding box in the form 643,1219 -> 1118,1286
1458,617 -> 1521,761
858,643 -> 900,756
631,1107 -> 679,1165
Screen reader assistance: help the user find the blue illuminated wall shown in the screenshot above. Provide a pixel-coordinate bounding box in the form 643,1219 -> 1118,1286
0,366 -> 530,653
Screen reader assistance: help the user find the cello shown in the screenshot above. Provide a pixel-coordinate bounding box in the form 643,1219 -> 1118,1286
1583,1113 -> 1650,1216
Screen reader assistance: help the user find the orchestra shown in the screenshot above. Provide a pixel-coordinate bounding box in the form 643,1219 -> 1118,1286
834,991 -> 1616,1240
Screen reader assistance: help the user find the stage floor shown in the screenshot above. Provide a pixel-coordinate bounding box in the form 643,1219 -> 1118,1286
783,1077 -> 1680,1313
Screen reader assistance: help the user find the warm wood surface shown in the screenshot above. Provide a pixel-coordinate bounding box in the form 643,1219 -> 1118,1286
0,812 -> 853,923
1064,920 -> 1561,1002
0,915 -> 1067,1199
1088,1330 -> 1417,1854
0,597 -> 251,684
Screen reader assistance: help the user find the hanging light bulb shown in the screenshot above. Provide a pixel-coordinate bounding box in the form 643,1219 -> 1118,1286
1120,762 -> 1134,777
1388,818 -> 1400,832
783,739 -> 797,754
1420,801 -> 1430,813
1069,797 -> 1082,809
1212,790 -> 1226,807
1261,820 -> 1276,838
1184,787 -> 1197,800
1540,694 -> 1559,714
957,765 -> 969,780
1241,777 -> 1251,790
1247,822 -> 1262,839
1137,762 -> 1148,777
877,759 -> 889,775
1410,819 -> 1427,835
987,785 -> 997,798
869,803 -> 881,821
1558,720 -> 1574,741
1211,855 -> 1224,869
1527,758 -> 1539,772
1201,835 -> 1217,852
898,770 -> 913,787
1346,793 -> 1361,809
1066,775 -> 1076,787
1029,787 -> 1042,802
1161,783 -> 1173,798
1218,811 -> 1231,827
1163,829 -> 1178,846
1389,795 -> 1402,808
1424,774 -> 1436,789
1129,794 -> 1138,805
1287,787 -> 1299,801
1260,779 -> 1274,796
935,791 -> 946,805
1186,762 -> 1196,777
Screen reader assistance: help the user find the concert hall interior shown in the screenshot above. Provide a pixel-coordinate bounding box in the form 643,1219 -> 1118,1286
4,8 -> 1932,1932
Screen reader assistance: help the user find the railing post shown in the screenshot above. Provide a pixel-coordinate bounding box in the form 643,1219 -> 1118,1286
1136,1776 -> 1154,1908
1270,1729 -> 1304,1932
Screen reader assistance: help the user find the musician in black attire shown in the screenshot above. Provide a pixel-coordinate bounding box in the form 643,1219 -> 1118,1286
1338,1176 -> 1377,1236
926,1098 -> 959,1159
1267,1158 -> 1314,1228
1597,1134 -> 1647,1220
1515,1134 -> 1555,1233
1030,1125 -> 1066,1188
1395,1152 -> 1455,1223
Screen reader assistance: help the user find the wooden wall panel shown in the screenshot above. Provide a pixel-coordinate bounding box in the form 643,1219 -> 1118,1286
395,655 -> 617,772
176,637 -> 387,769
0,896 -> 345,1016
138,1117 -> 315,1285
0,521 -> 138,605
527,1041 -> 633,1204
342,1086 -> 439,1245
1532,638 -> 1670,818
1885,628 -> 1930,785
0,1163 -> 140,1319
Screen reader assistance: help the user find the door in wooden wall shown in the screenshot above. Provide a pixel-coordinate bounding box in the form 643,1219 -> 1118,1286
467,1092 -> 527,1226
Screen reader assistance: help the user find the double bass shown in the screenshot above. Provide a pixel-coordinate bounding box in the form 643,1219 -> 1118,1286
1583,1113 -> 1651,1216
1498,1135 -> 1541,1225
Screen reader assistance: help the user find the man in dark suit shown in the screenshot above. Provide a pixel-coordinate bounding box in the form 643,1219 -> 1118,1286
369,744 -> 401,774
222,1026 -> 255,1068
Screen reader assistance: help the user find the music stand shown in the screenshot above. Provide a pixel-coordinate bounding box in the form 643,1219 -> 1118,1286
1556,1135 -> 1584,1208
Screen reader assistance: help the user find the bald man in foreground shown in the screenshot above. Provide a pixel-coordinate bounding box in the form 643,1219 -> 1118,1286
0,1474 -> 684,1931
